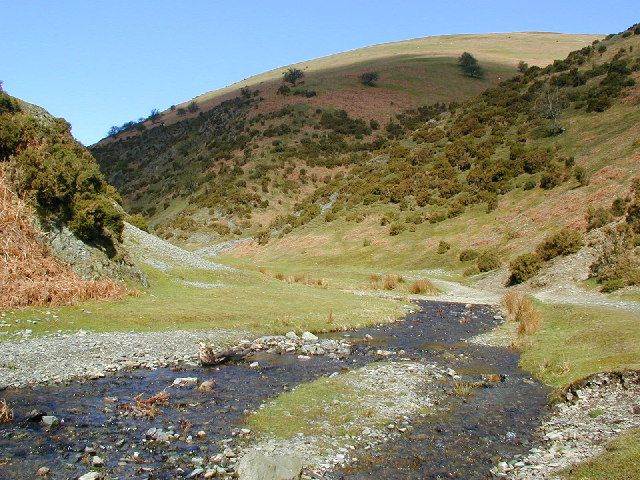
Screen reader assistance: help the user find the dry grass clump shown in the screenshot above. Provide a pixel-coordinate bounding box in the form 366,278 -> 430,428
501,291 -> 542,335
408,279 -> 438,295
0,399 -> 13,423
0,170 -> 127,309
452,381 -> 474,397
118,391 -> 169,418
382,274 -> 404,290
502,290 -> 522,315
273,271 -> 327,288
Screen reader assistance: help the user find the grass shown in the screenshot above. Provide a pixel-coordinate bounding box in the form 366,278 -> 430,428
187,33 -> 600,114
519,303 -> 640,391
246,362 -> 434,441
560,429 -> 640,480
247,373 -> 361,439
408,279 -> 439,295
0,264 -> 404,339
501,292 -> 542,336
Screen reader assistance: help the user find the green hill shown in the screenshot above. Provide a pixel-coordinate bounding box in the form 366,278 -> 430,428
91,32 -> 600,244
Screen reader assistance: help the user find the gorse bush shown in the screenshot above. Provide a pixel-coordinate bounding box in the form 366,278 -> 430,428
1,91 -> 124,251
509,253 -> 543,285
359,72 -> 379,87
536,228 -> 584,261
477,251 -> 501,272
436,240 -> 451,254
586,206 -> 614,231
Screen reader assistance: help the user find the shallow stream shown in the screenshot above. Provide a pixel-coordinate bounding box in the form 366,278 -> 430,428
0,301 -> 547,479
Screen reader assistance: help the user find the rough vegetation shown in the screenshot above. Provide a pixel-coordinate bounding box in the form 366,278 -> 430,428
0,167 -> 127,309
90,33 -> 600,245
1,91 -> 124,251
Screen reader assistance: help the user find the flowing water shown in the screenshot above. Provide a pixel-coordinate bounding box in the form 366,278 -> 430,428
0,301 -> 547,479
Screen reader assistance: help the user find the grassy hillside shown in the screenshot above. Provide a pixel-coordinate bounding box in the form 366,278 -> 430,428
91,32 -> 599,243
229,25 -> 640,285
164,32 -> 601,127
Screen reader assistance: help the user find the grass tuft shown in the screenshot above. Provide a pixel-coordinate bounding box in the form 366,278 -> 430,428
501,292 -> 542,335
383,274 -> 403,290
452,381 -> 474,397
408,279 -> 439,295
0,399 -> 13,423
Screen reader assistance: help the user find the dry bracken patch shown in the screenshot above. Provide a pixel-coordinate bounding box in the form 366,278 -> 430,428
0,169 -> 127,309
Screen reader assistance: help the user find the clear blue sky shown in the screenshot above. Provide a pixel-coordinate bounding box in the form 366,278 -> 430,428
2,1 -> 636,145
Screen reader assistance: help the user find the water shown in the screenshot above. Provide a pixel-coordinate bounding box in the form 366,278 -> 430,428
0,301 -> 547,479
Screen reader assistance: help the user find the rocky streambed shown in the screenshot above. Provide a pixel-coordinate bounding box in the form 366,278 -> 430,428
0,301 -> 551,479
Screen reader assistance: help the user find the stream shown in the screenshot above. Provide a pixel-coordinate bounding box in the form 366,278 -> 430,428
0,301 -> 548,479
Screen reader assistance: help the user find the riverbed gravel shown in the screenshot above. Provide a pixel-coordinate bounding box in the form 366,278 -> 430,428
0,329 -> 250,389
492,371 -> 640,479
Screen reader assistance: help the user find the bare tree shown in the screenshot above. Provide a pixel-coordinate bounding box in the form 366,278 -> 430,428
537,85 -> 568,130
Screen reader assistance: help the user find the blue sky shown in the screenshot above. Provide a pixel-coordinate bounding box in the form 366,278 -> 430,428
2,1 -> 636,144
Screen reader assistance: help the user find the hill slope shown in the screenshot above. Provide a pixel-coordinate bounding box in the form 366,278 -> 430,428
0,89 -> 145,308
228,23 -> 640,293
143,32 -> 602,129
91,32 -> 599,244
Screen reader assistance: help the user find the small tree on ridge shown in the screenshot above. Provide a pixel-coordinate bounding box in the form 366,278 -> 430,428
458,52 -> 483,78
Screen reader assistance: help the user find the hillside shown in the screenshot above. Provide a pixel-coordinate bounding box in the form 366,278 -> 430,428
0,89 -> 144,308
232,25 -> 640,281
91,32 -> 599,243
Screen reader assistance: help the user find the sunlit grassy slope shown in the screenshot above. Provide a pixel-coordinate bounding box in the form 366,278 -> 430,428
181,33 -> 601,122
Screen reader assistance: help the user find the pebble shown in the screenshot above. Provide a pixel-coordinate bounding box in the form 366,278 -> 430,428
0,329 -> 248,388
172,377 -> 199,388
78,473 -> 101,480
36,467 -> 50,477
41,415 -> 60,428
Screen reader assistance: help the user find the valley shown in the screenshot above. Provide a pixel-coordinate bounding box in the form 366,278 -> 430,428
1,19 -> 640,480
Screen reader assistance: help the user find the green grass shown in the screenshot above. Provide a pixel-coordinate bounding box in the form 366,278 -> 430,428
560,429 -> 640,480
0,264 -> 404,339
246,362 -> 433,440
519,303 -> 640,391
247,373 -> 361,439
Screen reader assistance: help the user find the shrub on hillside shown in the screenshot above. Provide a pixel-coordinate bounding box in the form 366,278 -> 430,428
459,249 -> 479,262
256,229 -> 270,245
436,241 -> 451,254
508,253 -> 543,285
128,213 -> 149,232
536,228 -> 584,261
586,207 -> 614,231
574,166 -> 589,186
477,252 -> 501,272
4,105 -> 125,250
359,72 -> 379,87
389,222 -> 406,236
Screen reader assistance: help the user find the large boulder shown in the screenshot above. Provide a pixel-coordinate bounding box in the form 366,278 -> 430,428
237,451 -> 303,480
